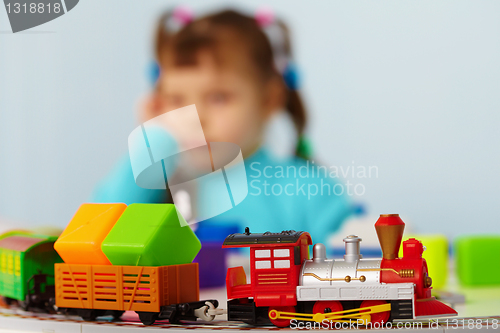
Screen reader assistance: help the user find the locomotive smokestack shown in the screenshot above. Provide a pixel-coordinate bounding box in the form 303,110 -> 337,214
343,235 -> 362,262
375,214 -> 405,260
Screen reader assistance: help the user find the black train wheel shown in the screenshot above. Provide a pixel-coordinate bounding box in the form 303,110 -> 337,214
18,295 -> 30,311
1,297 -> 14,306
169,312 -> 180,324
138,311 -> 159,325
77,309 -> 98,321
112,310 -> 124,320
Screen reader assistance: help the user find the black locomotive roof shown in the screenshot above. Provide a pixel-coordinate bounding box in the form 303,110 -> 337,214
222,227 -> 310,247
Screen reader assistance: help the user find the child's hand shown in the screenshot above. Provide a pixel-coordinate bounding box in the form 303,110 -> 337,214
137,97 -> 207,152
137,93 -> 164,124
136,92 -> 213,177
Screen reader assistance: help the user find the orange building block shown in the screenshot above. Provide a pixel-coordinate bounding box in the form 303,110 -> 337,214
55,263 -> 199,313
54,203 -> 126,265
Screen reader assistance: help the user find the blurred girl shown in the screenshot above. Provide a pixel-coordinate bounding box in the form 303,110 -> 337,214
93,8 -> 354,245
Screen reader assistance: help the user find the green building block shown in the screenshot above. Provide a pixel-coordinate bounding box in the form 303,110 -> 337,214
455,235 -> 500,286
101,204 -> 201,266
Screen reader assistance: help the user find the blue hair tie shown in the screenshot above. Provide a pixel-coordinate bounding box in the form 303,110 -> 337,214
148,61 -> 161,86
282,62 -> 300,90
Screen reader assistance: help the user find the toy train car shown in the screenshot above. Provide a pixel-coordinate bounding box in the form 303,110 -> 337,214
55,262 -> 219,325
52,203 -> 221,325
0,232 -> 62,311
223,214 -> 457,327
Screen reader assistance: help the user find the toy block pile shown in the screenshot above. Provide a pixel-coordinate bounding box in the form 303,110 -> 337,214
54,203 -> 201,266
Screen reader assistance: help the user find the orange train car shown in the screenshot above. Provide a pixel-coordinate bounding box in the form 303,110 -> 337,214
55,262 -> 218,325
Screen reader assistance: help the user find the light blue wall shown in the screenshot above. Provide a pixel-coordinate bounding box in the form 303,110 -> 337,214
1,0 -> 499,237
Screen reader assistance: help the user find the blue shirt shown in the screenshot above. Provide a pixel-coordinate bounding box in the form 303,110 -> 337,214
92,146 -> 354,246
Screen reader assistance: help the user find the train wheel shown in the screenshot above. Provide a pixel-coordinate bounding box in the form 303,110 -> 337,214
112,310 -> 124,320
360,300 -> 390,324
268,306 -> 296,328
18,295 -> 30,311
77,309 -> 98,321
1,296 -> 14,306
138,311 -> 159,325
313,300 -> 343,316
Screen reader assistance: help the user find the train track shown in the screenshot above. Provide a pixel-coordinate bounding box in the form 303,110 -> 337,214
0,307 -> 499,332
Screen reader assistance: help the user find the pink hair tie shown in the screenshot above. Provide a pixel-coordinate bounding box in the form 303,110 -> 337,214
255,7 -> 274,28
173,5 -> 194,26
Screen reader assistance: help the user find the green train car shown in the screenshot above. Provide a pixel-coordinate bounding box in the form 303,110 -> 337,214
0,231 -> 62,311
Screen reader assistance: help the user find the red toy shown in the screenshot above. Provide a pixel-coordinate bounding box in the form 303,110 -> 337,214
223,214 -> 457,327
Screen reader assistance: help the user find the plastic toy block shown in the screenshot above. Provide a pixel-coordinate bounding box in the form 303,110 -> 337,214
54,203 -> 127,265
455,235 -> 500,286
101,204 -> 201,266
194,222 -> 239,288
399,234 -> 449,289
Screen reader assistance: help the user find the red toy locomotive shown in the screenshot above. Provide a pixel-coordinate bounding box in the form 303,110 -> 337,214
223,214 -> 457,327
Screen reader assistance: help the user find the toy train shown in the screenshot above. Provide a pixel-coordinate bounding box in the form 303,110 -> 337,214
0,207 -> 457,327
0,231 -> 62,311
223,214 -> 457,327
51,203 -> 222,325
55,262 -> 220,324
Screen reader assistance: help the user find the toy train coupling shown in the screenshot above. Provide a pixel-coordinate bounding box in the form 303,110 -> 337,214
194,301 -> 227,321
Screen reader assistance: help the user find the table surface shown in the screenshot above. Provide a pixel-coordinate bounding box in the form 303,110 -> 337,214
0,255 -> 499,332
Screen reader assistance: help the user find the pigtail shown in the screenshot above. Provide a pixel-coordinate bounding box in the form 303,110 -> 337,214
154,11 -> 171,65
287,90 -> 312,159
273,18 -> 312,160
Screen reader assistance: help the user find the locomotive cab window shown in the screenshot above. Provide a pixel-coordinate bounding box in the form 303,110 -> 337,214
274,260 -> 290,268
273,249 -> 289,257
253,247 -> 292,269
255,260 -> 271,269
294,246 -> 301,265
255,249 -> 271,258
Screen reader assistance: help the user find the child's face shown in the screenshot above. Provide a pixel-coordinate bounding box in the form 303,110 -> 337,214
155,52 -> 281,157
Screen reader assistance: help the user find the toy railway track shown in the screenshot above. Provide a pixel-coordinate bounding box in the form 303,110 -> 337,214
1,308 -> 499,332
